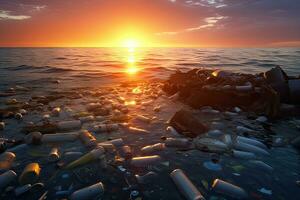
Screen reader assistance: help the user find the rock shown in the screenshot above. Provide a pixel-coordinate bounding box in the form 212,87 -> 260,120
169,109 -> 208,138
289,79 -> 300,104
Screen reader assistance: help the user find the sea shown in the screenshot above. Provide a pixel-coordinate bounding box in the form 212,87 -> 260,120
0,48 -> 300,200
1,47 -> 300,89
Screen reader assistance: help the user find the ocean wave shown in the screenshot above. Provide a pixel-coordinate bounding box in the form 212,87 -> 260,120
257,63 -> 278,67
43,67 -> 74,73
54,57 -> 68,60
5,65 -> 75,73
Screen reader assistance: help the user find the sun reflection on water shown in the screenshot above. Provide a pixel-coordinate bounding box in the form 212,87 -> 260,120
123,40 -> 141,75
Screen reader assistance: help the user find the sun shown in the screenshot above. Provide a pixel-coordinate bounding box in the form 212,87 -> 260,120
122,39 -> 140,52
123,39 -> 139,48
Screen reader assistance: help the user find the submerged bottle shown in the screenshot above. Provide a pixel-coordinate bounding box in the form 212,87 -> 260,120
170,169 -> 205,200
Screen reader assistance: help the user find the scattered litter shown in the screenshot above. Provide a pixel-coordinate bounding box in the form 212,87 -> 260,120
170,169 -> 205,200
258,188 -> 272,195
212,179 -> 248,199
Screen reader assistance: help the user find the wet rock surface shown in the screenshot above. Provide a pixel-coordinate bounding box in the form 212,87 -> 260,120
0,72 -> 300,200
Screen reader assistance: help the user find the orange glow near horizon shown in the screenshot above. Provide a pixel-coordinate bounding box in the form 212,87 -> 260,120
0,1 -> 299,47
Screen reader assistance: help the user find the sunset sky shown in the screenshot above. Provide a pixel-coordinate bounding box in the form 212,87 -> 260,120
0,0 -> 300,47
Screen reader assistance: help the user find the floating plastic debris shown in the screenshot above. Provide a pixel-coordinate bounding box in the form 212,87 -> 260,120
141,143 -> 165,154
131,155 -> 162,167
170,169 -> 205,200
70,182 -> 104,200
258,188 -> 272,195
203,161 -> 222,171
212,179 -> 248,199
0,170 -> 17,189
48,147 -> 60,162
65,147 -> 105,169
19,163 -> 41,185
0,152 -> 16,171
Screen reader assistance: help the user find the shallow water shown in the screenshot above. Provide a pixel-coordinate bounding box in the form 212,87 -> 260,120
0,48 -> 300,200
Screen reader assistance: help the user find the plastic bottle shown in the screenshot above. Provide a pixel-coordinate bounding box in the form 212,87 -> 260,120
14,184 -> 32,196
236,126 -> 255,134
135,171 -> 158,184
65,147 -> 105,169
93,124 -> 119,133
120,145 -> 132,159
236,136 -> 267,150
100,138 -> 124,147
79,116 -> 95,123
170,169 -> 205,200
141,143 -> 165,154
48,147 -> 60,162
79,130 -> 97,147
249,160 -> 273,172
128,126 -> 150,134
42,132 -> 79,143
131,155 -> 162,167
19,163 -> 41,185
0,170 -> 17,188
234,141 -> 269,156
57,120 -> 82,131
166,126 -> 179,135
232,150 -> 256,160
0,152 -> 16,171
165,138 -> 190,148
52,107 -> 61,116
25,131 -> 42,145
70,182 -> 104,200
0,122 -> 5,130
212,179 -> 248,199
135,115 -> 152,123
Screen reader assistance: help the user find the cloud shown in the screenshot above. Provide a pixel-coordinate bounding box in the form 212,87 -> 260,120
19,4 -> 47,13
186,16 -> 226,31
34,5 -> 47,11
0,10 -> 31,20
184,0 -> 227,8
156,15 -> 226,35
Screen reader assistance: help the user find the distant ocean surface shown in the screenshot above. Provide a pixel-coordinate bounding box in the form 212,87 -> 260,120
1,47 -> 300,89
